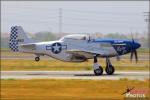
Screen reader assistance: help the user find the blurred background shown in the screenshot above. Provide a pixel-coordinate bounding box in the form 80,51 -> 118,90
1,1 -> 149,49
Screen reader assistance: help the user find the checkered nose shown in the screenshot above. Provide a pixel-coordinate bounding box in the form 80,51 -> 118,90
9,26 -> 19,52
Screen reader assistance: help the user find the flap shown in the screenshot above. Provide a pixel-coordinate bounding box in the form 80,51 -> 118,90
66,49 -> 106,58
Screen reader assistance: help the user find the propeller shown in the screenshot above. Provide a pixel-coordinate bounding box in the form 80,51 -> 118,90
130,33 -> 138,63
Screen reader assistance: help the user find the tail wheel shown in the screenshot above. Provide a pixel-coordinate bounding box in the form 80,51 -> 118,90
105,65 -> 115,75
94,66 -> 103,76
35,57 -> 40,62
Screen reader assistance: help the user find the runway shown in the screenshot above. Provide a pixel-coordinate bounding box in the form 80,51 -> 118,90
1,71 -> 149,80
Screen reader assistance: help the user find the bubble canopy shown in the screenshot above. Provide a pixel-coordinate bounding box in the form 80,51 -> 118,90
60,34 -> 89,41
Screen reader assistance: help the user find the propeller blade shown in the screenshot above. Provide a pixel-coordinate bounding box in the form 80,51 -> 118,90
130,51 -> 133,62
134,50 -> 138,63
130,50 -> 138,63
130,32 -> 139,63
131,32 -> 135,43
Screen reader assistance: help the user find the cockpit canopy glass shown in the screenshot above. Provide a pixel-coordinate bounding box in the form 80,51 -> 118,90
60,34 -> 89,41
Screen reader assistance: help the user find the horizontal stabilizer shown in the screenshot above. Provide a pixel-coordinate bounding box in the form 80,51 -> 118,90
19,43 -> 36,50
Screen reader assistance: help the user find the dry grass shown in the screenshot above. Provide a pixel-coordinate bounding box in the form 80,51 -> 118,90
1,79 -> 149,100
1,50 -> 33,57
1,50 -> 149,71
1,59 -> 149,71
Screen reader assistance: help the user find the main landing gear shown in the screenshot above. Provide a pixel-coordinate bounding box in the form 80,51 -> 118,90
93,56 -> 103,75
105,57 -> 115,75
93,56 -> 115,76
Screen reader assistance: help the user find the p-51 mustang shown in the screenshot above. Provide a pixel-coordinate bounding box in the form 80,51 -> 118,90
9,26 -> 141,75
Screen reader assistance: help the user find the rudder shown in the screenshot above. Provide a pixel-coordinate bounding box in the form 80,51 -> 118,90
9,26 -> 31,52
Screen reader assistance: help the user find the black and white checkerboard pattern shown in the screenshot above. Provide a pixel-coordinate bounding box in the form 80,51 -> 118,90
9,26 -> 19,52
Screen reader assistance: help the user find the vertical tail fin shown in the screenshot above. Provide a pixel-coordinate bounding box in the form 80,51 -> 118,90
9,26 -> 32,52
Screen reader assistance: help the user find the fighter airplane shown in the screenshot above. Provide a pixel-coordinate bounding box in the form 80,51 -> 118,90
9,26 -> 141,75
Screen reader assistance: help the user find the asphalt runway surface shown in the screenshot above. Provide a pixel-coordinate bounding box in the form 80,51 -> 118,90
1,71 -> 149,80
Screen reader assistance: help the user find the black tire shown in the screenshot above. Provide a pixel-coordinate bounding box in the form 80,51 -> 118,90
94,66 -> 103,76
105,65 -> 115,75
35,57 -> 40,62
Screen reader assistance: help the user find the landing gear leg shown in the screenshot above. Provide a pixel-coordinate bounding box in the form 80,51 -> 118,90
93,56 -> 103,76
35,56 -> 40,62
105,57 -> 115,75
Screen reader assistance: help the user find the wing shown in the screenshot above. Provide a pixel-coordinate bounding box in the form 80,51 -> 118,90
66,43 -> 118,58
66,49 -> 110,59
19,43 -> 36,50
66,50 -> 96,58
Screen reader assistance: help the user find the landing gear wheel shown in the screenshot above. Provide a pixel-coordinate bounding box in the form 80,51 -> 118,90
35,57 -> 40,62
94,66 -> 103,76
105,65 -> 115,75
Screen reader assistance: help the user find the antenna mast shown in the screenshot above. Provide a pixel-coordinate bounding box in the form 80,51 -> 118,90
59,8 -> 62,34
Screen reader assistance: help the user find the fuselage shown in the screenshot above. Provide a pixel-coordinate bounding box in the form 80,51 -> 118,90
20,36 -> 141,62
